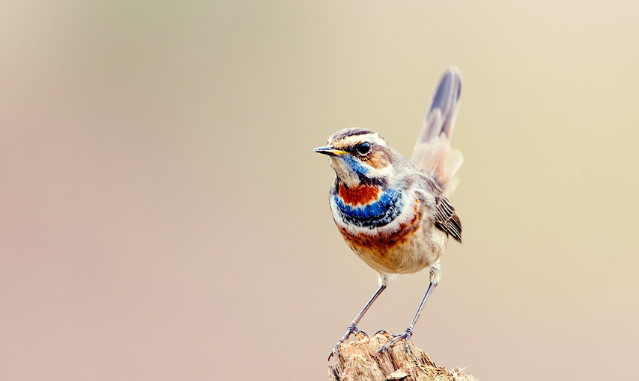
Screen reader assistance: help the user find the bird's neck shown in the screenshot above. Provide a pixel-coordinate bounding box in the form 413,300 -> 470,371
336,183 -> 381,206
331,179 -> 405,229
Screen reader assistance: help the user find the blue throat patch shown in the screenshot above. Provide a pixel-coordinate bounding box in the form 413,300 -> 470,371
333,187 -> 404,229
341,155 -> 369,176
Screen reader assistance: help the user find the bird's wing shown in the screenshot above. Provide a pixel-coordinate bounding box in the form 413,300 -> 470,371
433,197 -> 462,243
413,175 -> 463,243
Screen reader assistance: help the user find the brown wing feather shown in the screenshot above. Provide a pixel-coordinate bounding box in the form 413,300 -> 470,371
434,197 -> 462,243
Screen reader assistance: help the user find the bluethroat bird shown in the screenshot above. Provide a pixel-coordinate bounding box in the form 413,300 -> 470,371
315,67 -> 463,357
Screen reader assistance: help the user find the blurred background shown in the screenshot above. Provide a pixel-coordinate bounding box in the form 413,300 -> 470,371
1,1 -> 638,380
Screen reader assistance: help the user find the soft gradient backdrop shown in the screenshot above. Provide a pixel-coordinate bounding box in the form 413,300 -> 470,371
2,1 -> 638,380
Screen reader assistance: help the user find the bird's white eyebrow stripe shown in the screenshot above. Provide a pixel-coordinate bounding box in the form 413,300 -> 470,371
332,134 -> 388,149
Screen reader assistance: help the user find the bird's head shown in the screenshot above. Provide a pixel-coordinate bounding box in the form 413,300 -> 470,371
314,128 -> 403,188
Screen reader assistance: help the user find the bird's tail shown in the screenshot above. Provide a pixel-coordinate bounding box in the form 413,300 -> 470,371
411,67 -> 463,196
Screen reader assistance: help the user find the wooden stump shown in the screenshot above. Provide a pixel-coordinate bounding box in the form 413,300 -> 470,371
328,331 -> 477,381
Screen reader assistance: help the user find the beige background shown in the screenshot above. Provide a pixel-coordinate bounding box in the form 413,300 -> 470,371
1,1 -> 638,380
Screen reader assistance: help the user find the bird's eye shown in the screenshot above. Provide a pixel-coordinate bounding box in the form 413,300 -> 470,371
355,142 -> 372,156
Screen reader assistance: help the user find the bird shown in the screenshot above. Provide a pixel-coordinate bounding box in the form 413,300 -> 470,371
314,67 -> 464,358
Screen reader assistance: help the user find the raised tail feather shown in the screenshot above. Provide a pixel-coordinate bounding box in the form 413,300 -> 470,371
411,67 -> 463,196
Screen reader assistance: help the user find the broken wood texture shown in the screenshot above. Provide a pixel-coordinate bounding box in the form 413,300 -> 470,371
328,331 -> 477,381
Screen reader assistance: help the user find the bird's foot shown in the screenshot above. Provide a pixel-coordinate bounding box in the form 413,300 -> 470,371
377,327 -> 414,354
328,323 -> 365,360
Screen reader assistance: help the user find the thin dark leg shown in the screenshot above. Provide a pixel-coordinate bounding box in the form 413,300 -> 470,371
329,282 -> 387,359
349,282 -> 387,328
379,281 -> 438,353
407,281 -> 437,330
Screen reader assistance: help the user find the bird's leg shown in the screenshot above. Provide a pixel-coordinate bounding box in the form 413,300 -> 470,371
379,264 -> 440,353
329,278 -> 387,359
379,281 -> 437,353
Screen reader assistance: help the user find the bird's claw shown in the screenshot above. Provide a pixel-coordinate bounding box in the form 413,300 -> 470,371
328,323 -> 361,360
377,327 -> 414,354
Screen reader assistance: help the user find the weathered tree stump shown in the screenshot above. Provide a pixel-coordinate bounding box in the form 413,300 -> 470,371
328,331 -> 477,381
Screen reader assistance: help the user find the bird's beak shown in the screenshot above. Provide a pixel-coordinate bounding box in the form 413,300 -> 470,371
314,145 -> 348,157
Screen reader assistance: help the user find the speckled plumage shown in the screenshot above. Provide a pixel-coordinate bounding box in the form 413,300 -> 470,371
315,68 -> 464,357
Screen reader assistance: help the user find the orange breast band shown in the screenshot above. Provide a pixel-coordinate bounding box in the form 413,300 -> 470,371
338,184 -> 380,206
